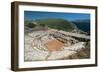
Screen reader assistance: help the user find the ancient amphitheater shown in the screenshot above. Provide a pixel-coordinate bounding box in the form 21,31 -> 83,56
24,29 -> 90,61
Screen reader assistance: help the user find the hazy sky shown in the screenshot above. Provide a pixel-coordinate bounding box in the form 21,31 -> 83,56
24,11 -> 90,21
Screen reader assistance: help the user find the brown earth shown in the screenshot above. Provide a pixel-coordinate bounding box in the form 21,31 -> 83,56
44,39 -> 64,52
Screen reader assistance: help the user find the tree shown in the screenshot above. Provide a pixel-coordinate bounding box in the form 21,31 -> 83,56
39,24 -> 46,27
26,23 -> 36,28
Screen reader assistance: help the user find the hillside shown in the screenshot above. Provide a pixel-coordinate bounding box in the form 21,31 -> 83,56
25,18 -> 78,32
72,19 -> 90,33
35,18 -> 77,31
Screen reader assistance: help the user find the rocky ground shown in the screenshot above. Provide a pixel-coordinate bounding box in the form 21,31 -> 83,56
24,29 -> 90,61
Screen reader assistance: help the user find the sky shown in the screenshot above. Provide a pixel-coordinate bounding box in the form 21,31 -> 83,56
24,11 -> 90,21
